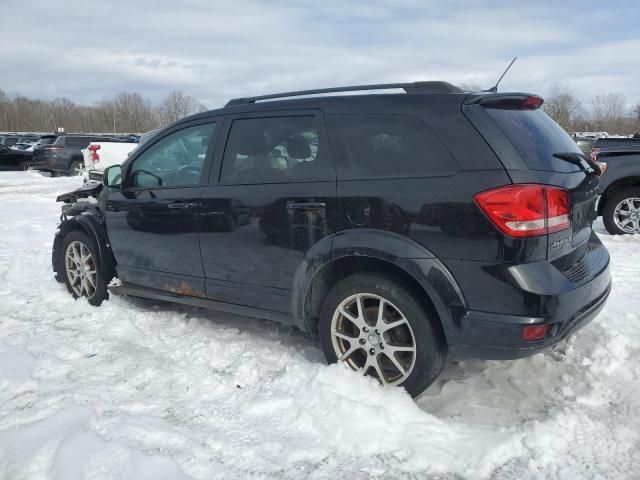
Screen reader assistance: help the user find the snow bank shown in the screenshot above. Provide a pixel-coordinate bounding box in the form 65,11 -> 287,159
0,172 -> 638,479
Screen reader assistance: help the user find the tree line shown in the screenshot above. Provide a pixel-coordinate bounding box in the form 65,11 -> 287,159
2,84 -> 640,136
542,84 -> 640,135
0,89 -> 207,134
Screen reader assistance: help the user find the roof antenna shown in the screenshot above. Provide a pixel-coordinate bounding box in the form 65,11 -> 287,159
486,56 -> 517,93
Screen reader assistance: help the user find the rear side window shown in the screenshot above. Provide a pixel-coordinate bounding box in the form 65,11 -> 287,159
221,115 -> 332,184
325,114 -> 457,179
65,136 -> 91,147
485,109 -> 582,172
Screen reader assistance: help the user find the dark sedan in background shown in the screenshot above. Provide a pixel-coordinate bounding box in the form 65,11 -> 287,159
0,143 -> 33,170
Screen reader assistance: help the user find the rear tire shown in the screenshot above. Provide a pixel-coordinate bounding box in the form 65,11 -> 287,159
60,230 -> 109,306
603,187 -> 640,235
318,272 -> 447,397
68,160 -> 84,176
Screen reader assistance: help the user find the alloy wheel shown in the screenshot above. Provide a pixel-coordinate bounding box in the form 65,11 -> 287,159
330,292 -> 417,386
613,197 -> 640,234
71,162 -> 84,176
65,241 -> 97,298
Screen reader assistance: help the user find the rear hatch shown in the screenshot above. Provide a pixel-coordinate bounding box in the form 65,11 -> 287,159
464,94 -> 602,266
33,135 -> 62,160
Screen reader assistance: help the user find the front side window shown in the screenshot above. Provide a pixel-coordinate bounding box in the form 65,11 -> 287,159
129,123 -> 215,188
221,115 -> 331,184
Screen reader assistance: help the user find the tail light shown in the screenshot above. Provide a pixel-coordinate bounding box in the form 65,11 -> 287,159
474,184 -> 570,238
521,95 -> 544,110
590,147 -> 599,162
88,144 -> 101,163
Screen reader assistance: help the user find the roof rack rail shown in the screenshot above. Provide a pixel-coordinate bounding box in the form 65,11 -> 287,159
225,81 -> 462,107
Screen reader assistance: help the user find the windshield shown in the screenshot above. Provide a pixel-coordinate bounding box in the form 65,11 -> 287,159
486,108 -> 582,172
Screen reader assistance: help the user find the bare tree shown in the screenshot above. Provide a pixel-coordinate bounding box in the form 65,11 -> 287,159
592,92 -> 627,133
158,89 -> 202,125
542,84 -> 583,132
0,88 -> 205,133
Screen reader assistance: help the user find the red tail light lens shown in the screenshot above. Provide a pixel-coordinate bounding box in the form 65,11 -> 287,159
89,144 -> 101,162
521,95 -> 544,110
522,324 -> 550,342
474,184 -> 570,238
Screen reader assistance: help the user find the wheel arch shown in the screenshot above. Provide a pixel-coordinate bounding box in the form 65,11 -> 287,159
598,175 -> 640,215
292,229 -> 467,344
52,214 -> 115,282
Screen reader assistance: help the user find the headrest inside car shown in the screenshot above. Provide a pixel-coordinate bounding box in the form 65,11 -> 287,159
287,134 -> 312,159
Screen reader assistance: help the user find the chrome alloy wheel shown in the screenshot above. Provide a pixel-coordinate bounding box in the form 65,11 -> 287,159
614,197 -> 640,234
330,293 -> 417,386
71,162 -> 84,176
65,241 -> 97,298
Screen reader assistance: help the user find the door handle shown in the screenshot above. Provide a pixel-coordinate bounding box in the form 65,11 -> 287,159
167,202 -> 195,210
287,202 -> 326,210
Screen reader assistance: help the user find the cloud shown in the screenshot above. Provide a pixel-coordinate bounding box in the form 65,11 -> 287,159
1,0 -> 639,110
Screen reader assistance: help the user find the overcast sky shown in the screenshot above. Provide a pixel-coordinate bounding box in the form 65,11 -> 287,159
1,0 -> 639,110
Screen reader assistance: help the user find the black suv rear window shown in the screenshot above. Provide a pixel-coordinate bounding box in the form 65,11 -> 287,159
485,109 -> 582,173
326,114 -> 457,179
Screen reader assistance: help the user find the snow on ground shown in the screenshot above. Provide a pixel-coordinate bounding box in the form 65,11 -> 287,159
0,171 -> 638,479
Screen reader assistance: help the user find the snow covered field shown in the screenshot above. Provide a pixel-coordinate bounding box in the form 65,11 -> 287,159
0,171 -> 638,479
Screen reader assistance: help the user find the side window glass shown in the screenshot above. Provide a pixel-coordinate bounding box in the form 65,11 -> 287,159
221,116 -> 331,184
325,114 -> 457,179
129,123 -> 215,188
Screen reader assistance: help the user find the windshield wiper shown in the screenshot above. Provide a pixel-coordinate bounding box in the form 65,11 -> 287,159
553,152 -> 602,175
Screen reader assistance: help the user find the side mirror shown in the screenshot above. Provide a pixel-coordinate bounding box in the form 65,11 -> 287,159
103,165 -> 122,188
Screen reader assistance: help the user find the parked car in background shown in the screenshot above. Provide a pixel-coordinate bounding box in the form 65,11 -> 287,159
32,134 -> 121,176
82,140 -> 138,181
0,143 -> 33,170
591,137 -> 640,159
0,135 -> 20,147
574,137 -> 595,155
137,128 -> 160,148
11,142 -> 38,151
52,81 -> 611,396
593,146 -> 640,234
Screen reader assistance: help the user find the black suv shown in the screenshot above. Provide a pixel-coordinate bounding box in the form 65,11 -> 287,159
52,82 -> 611,396
32,134 -> 119,175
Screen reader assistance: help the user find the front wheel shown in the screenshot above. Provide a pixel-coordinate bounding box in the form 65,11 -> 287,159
319,273 -> 447,397
603,187 -> 640,235
61,230 -> 109,306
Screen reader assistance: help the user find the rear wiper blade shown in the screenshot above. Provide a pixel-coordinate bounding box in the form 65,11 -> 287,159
553,152 -> 602,175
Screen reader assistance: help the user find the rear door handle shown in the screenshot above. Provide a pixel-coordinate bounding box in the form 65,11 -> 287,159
167,201 -> 195,210
287,202 -> 326,210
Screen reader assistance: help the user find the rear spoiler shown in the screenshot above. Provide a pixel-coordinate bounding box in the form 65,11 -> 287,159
464,93 -> 544,110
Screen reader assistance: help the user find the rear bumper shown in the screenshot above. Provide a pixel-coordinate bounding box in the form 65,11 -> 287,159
444,232 -> 612,359
450,278 -> 611,359
31,156 -> 66,172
